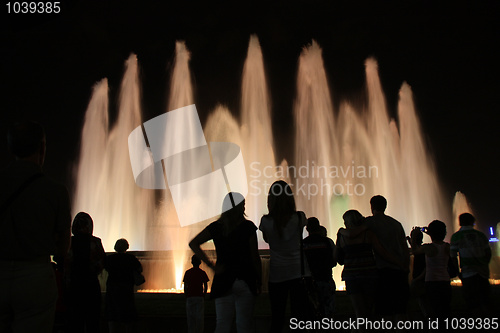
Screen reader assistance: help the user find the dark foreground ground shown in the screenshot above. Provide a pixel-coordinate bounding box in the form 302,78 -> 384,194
59,286 -> 500,332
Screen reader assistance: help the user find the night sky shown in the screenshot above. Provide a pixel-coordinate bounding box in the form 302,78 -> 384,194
2,0 -> 499,233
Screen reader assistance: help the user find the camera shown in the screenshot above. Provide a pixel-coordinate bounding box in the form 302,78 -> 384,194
420,227 -> 428,233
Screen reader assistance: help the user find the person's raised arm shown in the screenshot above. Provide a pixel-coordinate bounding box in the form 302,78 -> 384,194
189,228 -> 215,270
409,228 -> 436,257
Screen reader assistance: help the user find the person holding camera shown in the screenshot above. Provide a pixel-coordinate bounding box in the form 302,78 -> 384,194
409,220 -> 451,319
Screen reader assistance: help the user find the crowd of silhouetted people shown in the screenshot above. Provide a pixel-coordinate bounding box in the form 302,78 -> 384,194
0,121 -> 494,333
188,182 -> 493,333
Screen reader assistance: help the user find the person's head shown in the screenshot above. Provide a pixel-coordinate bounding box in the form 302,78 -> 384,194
267,181 -> 296,236
7,120 -> 46,165
114,238 -> 129,253
319,226 -> 327,237
72,212 -> 94,236
343,210 -> 365,229
459,213 -> 475,226
220,192 -> 246,221
370,195 -> 387,215
191,254 -> 201,267
426,220 -> 447,242
306,217 -> 321,235
267,180 -> 296,214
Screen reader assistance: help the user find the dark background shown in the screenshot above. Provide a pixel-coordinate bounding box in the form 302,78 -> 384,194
1,0 -> 499,233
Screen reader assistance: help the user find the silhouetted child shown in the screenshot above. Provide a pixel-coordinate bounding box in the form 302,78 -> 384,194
183,255 -> 209,333
408,227 -> 427,317
303,217 -> 336,318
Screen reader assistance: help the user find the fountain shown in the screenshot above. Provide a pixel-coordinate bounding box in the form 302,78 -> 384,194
452,191 -> 473,231
73,36 -> 452,291
73,56 -> 155,252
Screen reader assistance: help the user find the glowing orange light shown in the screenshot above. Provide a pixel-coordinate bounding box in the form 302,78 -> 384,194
137,288 -> 184,293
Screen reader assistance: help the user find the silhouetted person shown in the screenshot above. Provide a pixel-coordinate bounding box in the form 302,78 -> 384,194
407,227 -> 427,317
105,238 -> 142,333
0,121 -> 71,333
303,217 -> 336,318
365,195 -> 410,318
410,220 -> 451,319
66,212 -> 106,333
190,192 -> 262,333
259,180 -> 312,333
183,254 -> 209,333
337,210 -> 404,323
450,213 -> 492,316
319,225 -> 328,237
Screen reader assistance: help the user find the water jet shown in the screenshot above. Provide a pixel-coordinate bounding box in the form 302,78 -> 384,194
74,36 -> 451,290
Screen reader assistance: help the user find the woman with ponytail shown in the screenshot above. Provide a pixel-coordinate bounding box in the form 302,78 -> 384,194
259,181 -> 311,332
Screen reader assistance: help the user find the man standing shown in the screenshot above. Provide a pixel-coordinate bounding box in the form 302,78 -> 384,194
0,121 -> 71,333
365,195 -> 410,318
450,213 -> 491,315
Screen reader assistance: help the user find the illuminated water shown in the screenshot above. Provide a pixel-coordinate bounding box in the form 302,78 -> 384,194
73,56 -> 155,252
74,36 -> 454,290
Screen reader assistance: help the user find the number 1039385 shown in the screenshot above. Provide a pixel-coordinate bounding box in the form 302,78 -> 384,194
444,318 -> 499,330
6,2 -> 61,14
